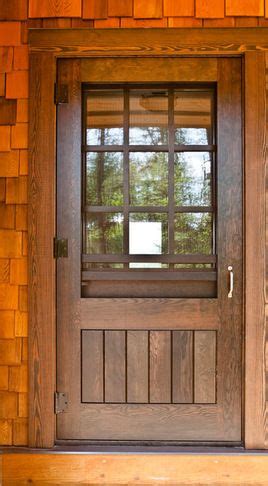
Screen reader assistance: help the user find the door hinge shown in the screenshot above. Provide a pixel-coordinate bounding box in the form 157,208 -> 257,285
55,392 -> 68,414
54,238 -> 68,258
54,83 -> 69,104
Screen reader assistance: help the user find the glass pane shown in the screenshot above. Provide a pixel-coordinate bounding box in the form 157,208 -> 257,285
129,213 -> 168,254
174,213 -> 213,254
174,91 -> 212,145
86,90 -> 124,145
129,262 -> 169,269
174,152 -> 212,206
129,152 -> 168,206
85,213 -> 123,254
129,90 -> 168,145
86,152 -> 123,206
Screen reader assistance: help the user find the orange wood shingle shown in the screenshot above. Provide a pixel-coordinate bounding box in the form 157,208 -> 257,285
0,127 -> 11,152
0,204 -> 15,230
226,0 -> 264,16
235,17 -> 258,26
203,17 -> 235,27
13,417 -> 28,445
0,231 -> 22,259
18,286 -> 27,312
121,18 -> 168,27
18,393 -> 28,417
0,259 -> 9,283
0,338 -> 21,364
71,19 -> 94,27
6,176 -> 27,204
0,311 -> 15,338
19,150 -> 28,175
168,17 -> 203,27
0,0 -> 28,20
0,179 -> 5,203
164,0 -> 194,17
0,391 -> 18,418
94,18 -> 120,28
196,0 -> 224,18
0,419 -> 12,444
0,48 -> 13,73
14,46 -> 29,70
22,231 -> 27,256
10,258 -> 27,285
0,151 -> 19,177
29,0 -> 81,18
134,0 -> 163,18
83,0 -> 108,19
6,71 -> 28,99
11,123 -> 28,150
0,22 -> 21,46
16,100 -> 28,123
0,99 -> 17,126
9,363 -> 28,392
0,366 -> 8,390
15,311 -> 28,337
108,0 -> 133,17
22,337 -> 27,361
15,205 -> 27,230
0,74 -> 5,97
42,19 -> 72,28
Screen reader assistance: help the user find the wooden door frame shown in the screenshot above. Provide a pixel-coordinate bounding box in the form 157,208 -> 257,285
28,28 -> 267,449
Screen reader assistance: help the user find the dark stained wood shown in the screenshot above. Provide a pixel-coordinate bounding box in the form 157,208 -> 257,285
150,331 -> 171,403
80,298 -> 220,329
127,331 -> 149,403
244,51 -> 267,449
216,58 -> 243,438
81,58 -> 218,83
104,331 -> 126,403
29,28 -> 268,57
194,331 -> 216,404
28,52 -> 56,448
172,331 -> 193,404
0,98 -> 17,125
82,331 -> 103,403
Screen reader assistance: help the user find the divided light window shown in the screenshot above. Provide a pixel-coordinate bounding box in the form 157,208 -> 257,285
81,85 -> 217,298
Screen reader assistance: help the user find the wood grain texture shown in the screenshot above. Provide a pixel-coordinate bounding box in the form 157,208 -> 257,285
194,332 -> 216,404
104,331 -> 126,403
29,0 -> 81,18
108,0 -> 132,17
164,0 -> 194,17
172,331 -> 193,403
196,0 -> 224,18
127,331 -> 148,403
83,0 -> 108,19
150,331 -> 171,403
82,331 -> 103,403
4,454 -> 268,485
134,0 -> 163,18
226,0 -> 264,17
245,51 -> 267,449
28,52 -> 56,448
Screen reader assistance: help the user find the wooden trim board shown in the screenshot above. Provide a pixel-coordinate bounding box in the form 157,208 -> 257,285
28,29 -> 267,449
2,453 -> 268,485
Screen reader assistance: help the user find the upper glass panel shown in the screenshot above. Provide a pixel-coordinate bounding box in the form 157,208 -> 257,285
86,152 -> 124,206
174,152 -> 212,207
86,90 -> 124,145
174,91 -> 213,145
129,89 -> 168,145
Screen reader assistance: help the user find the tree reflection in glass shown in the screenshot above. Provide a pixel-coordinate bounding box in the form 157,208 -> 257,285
86,152 -> 124,206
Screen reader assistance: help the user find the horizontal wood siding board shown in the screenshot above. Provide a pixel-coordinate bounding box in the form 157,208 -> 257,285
29,28 -> 268,56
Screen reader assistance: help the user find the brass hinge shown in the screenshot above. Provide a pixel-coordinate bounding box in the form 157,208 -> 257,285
55,392 -> 68,414
54,238 -> 68,258
54,83 -> 69,104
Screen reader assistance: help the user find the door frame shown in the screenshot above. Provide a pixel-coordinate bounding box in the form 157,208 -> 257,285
28,28 -> 267,449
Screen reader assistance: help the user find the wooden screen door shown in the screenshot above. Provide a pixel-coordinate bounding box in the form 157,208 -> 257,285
56,57 -> 242,443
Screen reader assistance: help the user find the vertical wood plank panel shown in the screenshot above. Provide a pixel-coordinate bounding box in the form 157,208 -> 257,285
196,0 -> 224,18
134,0 -> 163,19
127,331 -> 148,403
150,331 -> 171,403
105,331 -> 125,403
28,53 -> 56,447
245,51 -> 267,449
172,331 -> 193,403
82,331 -> 103,403
194,331 -> 216,404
